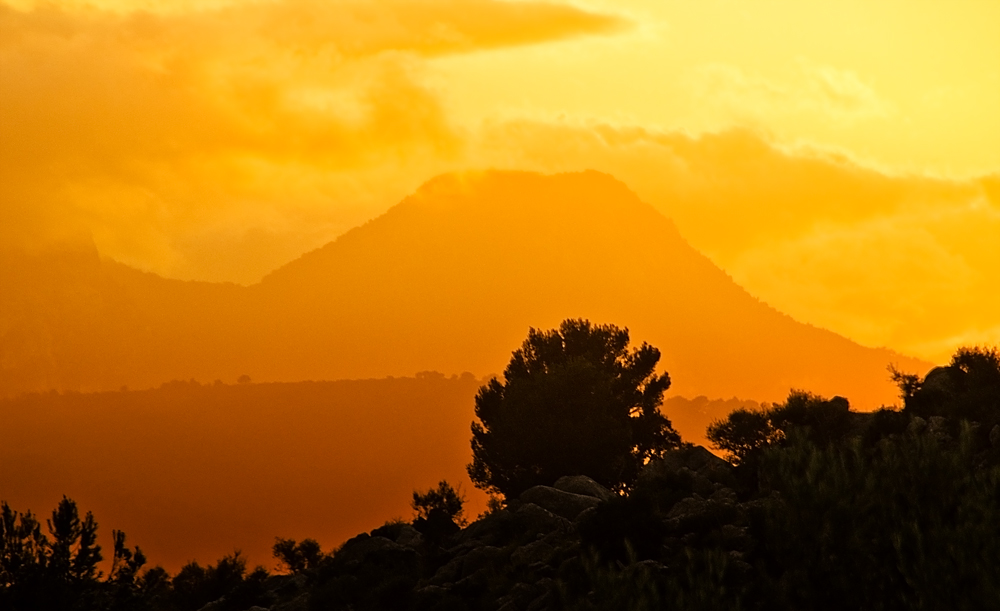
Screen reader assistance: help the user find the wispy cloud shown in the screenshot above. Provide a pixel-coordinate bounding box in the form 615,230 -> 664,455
0,0 -> 626,279
473,120 -> 998,362
691,59 -> 891,124
2,0 -> 996,363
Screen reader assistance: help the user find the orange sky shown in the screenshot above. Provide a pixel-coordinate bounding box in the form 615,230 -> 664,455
2,0 -> 998,362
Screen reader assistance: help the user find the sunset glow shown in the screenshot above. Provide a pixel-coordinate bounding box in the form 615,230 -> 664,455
2,0 -> 998,580
3,0 -> 998,361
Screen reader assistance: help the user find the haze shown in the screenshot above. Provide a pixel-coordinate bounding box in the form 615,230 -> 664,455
2,0 -> 998,574
2,0 -> 998,361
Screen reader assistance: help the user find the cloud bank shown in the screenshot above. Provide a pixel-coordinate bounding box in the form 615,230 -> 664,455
0,0 -> 625,278
474,121 -> 999,362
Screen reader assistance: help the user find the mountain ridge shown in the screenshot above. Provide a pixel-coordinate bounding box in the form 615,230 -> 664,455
1,169 -> 930,404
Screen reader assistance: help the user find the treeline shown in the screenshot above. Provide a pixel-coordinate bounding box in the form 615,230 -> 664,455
2,324 -> 998,610
1,497 -> 150,610
1,495 -> 277,610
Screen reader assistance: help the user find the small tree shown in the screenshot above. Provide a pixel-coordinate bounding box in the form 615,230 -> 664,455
108,529 -> 146,586
272,538 -> 323,574
47,495 -> 103,583
706,407 -> 777,465
0,502 -> 47,588
468,319 -> 681,497
412,481 -> 467,528
1,497 -> 146,610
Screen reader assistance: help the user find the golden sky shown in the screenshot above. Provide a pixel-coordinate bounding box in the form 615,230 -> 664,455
2,0 -> 998,362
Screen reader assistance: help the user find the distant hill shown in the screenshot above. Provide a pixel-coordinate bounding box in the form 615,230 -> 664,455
0,377 -> 755,572
0,375 -> 485,572
0,170 -> 930,405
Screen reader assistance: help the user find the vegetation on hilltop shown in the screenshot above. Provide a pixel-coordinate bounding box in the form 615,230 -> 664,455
2,324 -> 998,610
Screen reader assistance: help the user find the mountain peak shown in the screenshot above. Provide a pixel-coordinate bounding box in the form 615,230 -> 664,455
253,169 -> 925,406
263,169 -> 682,287
401,169 -> 655,220
4,169 -> 930,407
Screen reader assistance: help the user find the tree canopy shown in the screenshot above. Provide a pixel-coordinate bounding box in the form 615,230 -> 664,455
1,497 -> 148,611
893,345 -> 1000,426
468,319 -> 681,497
706,390 -> 853,465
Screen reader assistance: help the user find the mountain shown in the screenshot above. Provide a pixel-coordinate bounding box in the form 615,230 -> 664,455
0,170 -> 929,406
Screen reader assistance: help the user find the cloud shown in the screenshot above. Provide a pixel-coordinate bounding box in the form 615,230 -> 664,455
0,0 -> 626,279
4,0 -> 627,56
2,0 -> 997,363
471,119 -> 998,362
730,209 -> 1000,353
691,60 -> 891,124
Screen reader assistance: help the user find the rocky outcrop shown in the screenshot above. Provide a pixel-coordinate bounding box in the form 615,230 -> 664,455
553,475 -> 616,502
519,486 -> 601,520
242,445 -> 755,611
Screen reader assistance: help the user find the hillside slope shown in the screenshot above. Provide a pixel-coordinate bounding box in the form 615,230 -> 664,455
0,170 -> 929,405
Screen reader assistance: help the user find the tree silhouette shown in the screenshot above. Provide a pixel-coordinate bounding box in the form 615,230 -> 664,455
412,480 -> 467,527
707,390 -> 852,465
705,407 -> 777,465
172,551 -> 270,611
48,495 -> 102,583
0,496 -> 147,611
468,319 -> 680,497
895,346 -> 1000,426
272,537 -> 323,574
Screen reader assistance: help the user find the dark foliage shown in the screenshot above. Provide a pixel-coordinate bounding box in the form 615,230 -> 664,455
273,537 -> 324,574
703,407 -> 777,465
412,481 -> 468,528
468,319 -> 681,497
861,407 -> 911,447
309,533 -> 420,611
706,390 -> 853,465
171,551 -> 271,611
755,426 -> 1000,610
895,346 -> 1000,425
409,481 -> 468,546
578,495 -> 665,565
4,343 -> 998,611
0,497 -> 149,611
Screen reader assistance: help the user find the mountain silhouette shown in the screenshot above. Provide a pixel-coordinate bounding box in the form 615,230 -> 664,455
1,170 -> 928,405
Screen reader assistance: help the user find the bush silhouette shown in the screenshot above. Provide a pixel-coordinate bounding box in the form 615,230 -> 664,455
468,319 -> 681,497
411,480 -> 467,527
895,346 -> 1000,427
757,426 -> 1000,610
707,390 -> 853,465
272,538 -> 323,574
410,480 -> 466,542
172,551 -> 271,611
